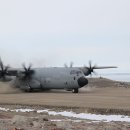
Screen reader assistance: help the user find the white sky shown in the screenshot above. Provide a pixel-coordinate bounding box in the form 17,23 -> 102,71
0,0 -> 130,73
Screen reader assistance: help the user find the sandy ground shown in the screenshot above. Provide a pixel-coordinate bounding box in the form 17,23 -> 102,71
0,78 -> 130,111
0,78 -> 130,130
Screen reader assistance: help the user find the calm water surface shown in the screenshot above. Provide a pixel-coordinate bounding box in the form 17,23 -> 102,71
101,73 -> 130,82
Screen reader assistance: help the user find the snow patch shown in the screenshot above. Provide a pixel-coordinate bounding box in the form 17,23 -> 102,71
0,107 -> 9,111
47,111 -> 130,122
0,107 -> 130,122
11,109 -> 34,112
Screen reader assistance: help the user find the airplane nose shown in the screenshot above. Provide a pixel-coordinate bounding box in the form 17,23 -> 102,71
77,77 -> 88,87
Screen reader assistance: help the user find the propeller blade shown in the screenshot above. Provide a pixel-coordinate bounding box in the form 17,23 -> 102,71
83,61 -> 117,76
0,58 -> 4,71
0,58 -> 10,80
64,63 -> 68,68
28,64 -> 32,71
5,65 -> 10,72
20,63 -> 34,80
89,60 -> 92,69
22,63 -> 28,72
64,62 -> 74,68
70,62 -> 73,68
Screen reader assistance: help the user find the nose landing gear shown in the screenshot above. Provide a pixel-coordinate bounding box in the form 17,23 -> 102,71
72,88 -> 79,93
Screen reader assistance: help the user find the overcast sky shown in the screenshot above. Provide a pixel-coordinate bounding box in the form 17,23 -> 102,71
0,0 -> 130,73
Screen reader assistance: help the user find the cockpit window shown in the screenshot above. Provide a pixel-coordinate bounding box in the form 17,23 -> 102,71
70,70 -> 82,75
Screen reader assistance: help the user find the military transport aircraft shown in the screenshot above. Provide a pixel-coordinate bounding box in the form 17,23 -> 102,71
0,58 -> 117,93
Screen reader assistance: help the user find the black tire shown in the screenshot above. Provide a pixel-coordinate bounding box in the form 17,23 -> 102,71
25,84 -> 33,92
72,88 -> 79,93
25,87 -> 33,92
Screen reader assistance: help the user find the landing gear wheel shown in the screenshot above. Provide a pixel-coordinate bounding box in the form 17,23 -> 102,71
72,88 -> 79,93
25,87 -> 33,92
25,83 -> 33,92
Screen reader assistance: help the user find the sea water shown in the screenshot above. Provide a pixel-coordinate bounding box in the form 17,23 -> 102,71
101,73 -> 130,82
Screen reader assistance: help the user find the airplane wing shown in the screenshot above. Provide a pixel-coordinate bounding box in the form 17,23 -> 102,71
7,69 -> 18,76
0,57 -> 34,80
80,61 -> 117,76
93,66 -> 117,69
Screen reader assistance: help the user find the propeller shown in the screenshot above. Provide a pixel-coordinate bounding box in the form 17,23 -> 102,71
83,61 -> 117,76
64,61 -> 74,68
84,61 -> 97,76
0,58 -> 10,80
20,63 -> 34,80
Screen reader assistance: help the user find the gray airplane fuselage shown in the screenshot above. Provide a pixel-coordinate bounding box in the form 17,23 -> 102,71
0,58 -> 117,93
16,67 -> 88,91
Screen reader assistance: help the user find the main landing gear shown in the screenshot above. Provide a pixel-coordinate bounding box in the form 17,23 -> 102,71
24,83 -> 33,92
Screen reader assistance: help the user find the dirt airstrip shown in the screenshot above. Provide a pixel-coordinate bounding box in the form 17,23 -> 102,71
0,78 -> 130,111
0,78 -> 130,130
